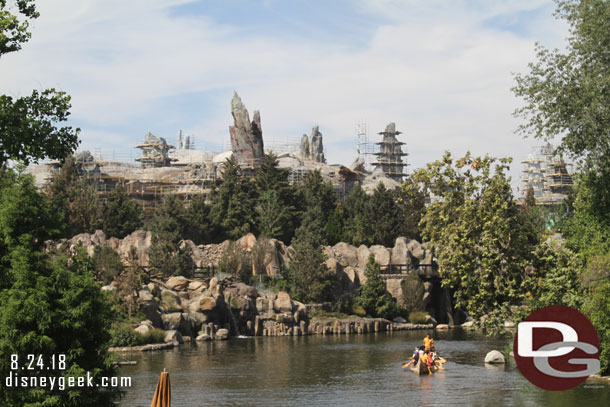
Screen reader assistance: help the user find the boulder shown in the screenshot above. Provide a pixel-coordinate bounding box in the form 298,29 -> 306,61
160,289 -> 182,312
147,282 -> 161,297
134,325 -> 151,335
199,296 -> 217,312
393,317 -> 407,323
138,289 -> 153,302
391,237 -> 411,267
101,285 -> 114,292
215,328 -> 229,340
407,239 -> 425,260
166,276 -> 189,291
164,330 -> 184,344
436,324 -> 450,330
356,245 -> 371,267
332,242 -> 359,267
237,233 -> 257,252
369,245 -> 391,266
274,292 -> 294,313
188,280 -> 206,292
196,334 -> 212,342
484,350 -> 506,364
139,300 -> 163,328
462,320 -> 475,328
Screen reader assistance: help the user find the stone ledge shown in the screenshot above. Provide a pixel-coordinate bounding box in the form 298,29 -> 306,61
109,342 -> 174,352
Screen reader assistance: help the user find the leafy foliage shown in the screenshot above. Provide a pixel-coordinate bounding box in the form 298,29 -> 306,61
282,207 -> 334,303
416,152 -> 533,325
102,184 -> 141,239
148,195 -> 194,278
210,157 -> 257,241
356,255 -> 402,319
218,241 -> 251,283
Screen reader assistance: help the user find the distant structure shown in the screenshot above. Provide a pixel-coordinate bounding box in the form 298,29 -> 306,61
177,130 -> 195,150
355,121 -> 374,171
135,132 -> 176,168
521,143 -> 573,206
229,92 -> 264,168
299,125 -> 326,163
372,122 -> 407,181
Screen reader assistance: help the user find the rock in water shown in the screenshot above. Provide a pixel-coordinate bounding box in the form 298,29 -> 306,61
484,350 -> 506,364
229,91 -> 264,167
309,126 -> 325,163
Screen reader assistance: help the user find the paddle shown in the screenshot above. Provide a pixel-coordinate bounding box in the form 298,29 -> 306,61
401,358 -> 414,369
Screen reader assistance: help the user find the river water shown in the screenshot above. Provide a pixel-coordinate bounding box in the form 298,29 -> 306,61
117,329 -> 610,406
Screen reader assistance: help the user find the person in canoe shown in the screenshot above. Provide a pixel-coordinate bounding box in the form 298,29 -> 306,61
406,346 -> 421,367
423,333 -> 434,352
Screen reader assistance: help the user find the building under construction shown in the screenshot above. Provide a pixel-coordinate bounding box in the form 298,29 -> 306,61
521,143 -> 573,206
371,122 -> 407,181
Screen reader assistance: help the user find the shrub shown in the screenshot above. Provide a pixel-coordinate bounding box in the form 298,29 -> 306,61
218,241 -> 252,283
135,328 -> 166,345
352,304 -> 367,317
409,311 -> 428,325
401,272 -> 425,313
109,324 -> 137,347
94,246 -> 124,285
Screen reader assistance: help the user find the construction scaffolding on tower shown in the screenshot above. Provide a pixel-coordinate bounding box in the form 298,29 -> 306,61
520,143 -> 574,206
371,122 -> 408,182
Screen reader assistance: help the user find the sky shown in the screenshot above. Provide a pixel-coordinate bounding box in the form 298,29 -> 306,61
0,0 -> 569,194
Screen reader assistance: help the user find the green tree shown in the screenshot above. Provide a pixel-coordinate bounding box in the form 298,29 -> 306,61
0,2 -> 79,167
284,206 -> 333,303
513,0 -> 610,373
254,154 -> 298,242
148,195 -> 194,278
0,248 -> 118,406
356,255 -> 401,319
102,184 -> 141,238
397,176 -> 427,241
183,194 -> 211,245
299,170 -> 337,234
417,152 -> 533,327
210,157 -> 257,241
367,183 -> 401,247
342,183 -> 372,246
46,156 -> 102,237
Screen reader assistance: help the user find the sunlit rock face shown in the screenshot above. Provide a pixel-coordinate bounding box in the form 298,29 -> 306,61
229,92 -> 264,167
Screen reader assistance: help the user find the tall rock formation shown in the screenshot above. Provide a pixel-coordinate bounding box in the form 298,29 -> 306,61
309,126 -> 325,163
299,125 -> 325,163
229,92 -> 264,167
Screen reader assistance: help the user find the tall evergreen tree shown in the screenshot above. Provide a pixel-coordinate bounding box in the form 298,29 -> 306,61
183,194 -> 211,245
254,154 -> 298,242
102,184 -> 141,238
342,183 -> 372,246
356,255 -> 400,319
148,194 -> 194,278
210,157 -> 257,241
367,183 -> 402,247
285,206 -> 334,303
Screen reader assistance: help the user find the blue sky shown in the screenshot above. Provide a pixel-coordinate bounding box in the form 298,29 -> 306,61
0,0 -> 568,193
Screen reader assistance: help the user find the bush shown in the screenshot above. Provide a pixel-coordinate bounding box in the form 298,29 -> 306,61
135,328 -> 166,345
409,311 -> 428,325
94,246 -> 124,285
218,241 -> 252,283
352,304 -> 366,317
401,272 -> 425,313
109,324 -> 137,347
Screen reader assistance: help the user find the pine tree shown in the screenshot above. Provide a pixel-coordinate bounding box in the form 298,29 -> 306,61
367,183 -> 401,247
102,184 -> 141,238
210,157 -> 257,241
183,194 -> 211,244
148,194 -> 194,278
285,206 -> 334,303
342,183 -> 372,246
356,254 -> 400,319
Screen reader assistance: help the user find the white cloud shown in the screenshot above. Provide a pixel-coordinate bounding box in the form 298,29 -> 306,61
0,0 -> 569,194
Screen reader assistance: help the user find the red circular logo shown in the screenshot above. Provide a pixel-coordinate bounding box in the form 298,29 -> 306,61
514,305 -> 600,391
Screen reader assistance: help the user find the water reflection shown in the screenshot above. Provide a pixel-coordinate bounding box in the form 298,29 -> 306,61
118,330 -> 610,407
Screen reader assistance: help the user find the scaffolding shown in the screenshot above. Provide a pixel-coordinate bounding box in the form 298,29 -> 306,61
521,143 -> 573,206
371,122 -> 408,181
355,121 -> 375,171
135,132 -> 177,168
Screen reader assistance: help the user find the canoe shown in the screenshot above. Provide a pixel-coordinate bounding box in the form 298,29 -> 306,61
410,360 -> 437,375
